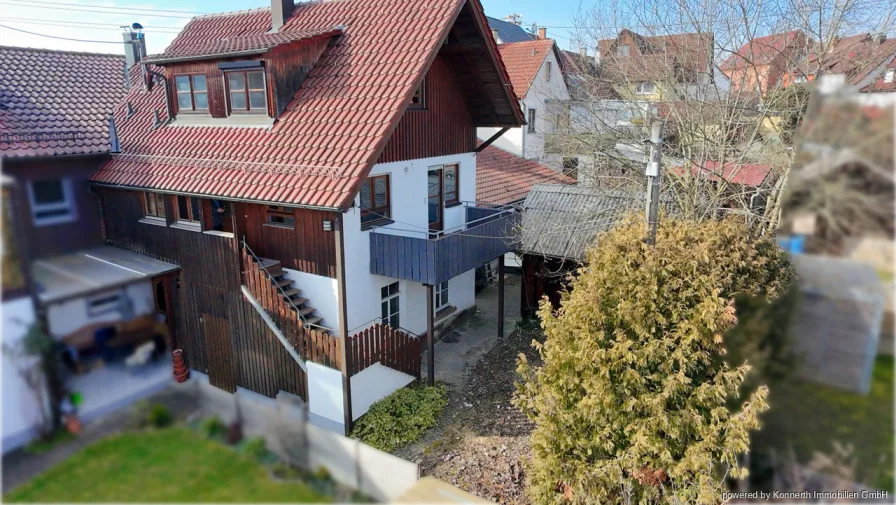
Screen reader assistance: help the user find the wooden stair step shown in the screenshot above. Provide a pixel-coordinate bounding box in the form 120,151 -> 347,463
275,278 -> 292,288
258,258 -> 280,269
297,306 -> 316,317
303,315 -> 323,326
282,288 -> 300,298
290,296 -> 308,306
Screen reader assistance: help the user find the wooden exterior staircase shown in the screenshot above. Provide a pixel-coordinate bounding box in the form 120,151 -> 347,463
256,258 -> 326,329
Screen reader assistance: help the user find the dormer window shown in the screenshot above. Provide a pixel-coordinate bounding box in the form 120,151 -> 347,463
174,74 -> 208,112
227,70 -> 267,114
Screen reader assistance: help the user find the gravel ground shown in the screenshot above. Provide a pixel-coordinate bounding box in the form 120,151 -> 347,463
398,320 -> 544,504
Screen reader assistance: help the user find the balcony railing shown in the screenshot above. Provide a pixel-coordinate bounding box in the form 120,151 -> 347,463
369,202 -> 519,285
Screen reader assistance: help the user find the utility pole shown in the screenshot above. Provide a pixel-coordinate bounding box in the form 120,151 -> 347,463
645,121 -> 664,246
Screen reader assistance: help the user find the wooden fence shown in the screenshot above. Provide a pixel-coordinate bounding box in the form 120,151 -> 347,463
346,323 -> 421,378
242,249 -> 340,369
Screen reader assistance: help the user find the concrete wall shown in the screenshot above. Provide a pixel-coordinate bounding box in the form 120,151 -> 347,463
281,268 -> 339,333
1,296 -> 42,453
46,281 -> 154,338
341,153 -> 477,336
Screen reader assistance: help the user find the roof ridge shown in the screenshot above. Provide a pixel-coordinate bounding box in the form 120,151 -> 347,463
192,6 -> 271,19
0,45 -> 125,58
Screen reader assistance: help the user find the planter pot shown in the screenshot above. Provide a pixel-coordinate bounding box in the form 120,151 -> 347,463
172,349 -> 189,382
63,414 -> 81,435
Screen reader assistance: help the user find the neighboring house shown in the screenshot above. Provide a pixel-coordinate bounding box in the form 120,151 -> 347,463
477,33 -> 571,166
862,56 -> 896,94
721,30 -> 811,96
486,16 -> 534,44
668,160 -> 774,214
788,33 -> 896,91
476,144 -> 574,205
0,45 -> 178,452
597,29 -> 715,102
87,0 -> 524,433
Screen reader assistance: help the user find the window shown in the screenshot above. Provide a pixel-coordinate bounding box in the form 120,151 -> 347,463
434,281 -> 448,310
381,282 -> 400,329
527,108 -> 536,132
174,74 -> 208,112
443,164 -> 459,205
794,75 -> 808,84
409,78 -> 425,109
885,69 -> 895,83
266,205 -> 295,228
175,195 -> 200,224
227,70 -> 266,113
87,291 -> 122,317
616,44 -> 630,57
545,61 -> 552,82
143,192 -> 166,219
27,178 -> 76,226
636,81 -> 656,94
360,174 -> 390,225
562,157 -> 579,180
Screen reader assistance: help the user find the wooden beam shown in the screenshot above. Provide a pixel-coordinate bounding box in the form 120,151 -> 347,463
497,259 -> 505,339
334,213 -> 353,434
426,284 -> 435,386
475,127 -> 510,152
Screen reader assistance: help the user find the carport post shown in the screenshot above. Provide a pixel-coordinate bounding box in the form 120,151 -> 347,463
498,260 -> 505,339
426,284 -> 434,386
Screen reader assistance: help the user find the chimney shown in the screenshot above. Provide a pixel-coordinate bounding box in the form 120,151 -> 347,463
579,46 -> 587,58
271,0 -> 295,32
491,28 -> 501,44
537,27 -> 546,40
122,31 -> 146,69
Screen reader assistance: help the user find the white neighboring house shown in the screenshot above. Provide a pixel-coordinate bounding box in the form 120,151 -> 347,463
478,33 -> 571,169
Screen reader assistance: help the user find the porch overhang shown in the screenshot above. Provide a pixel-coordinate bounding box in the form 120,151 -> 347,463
32,246 -> 180,306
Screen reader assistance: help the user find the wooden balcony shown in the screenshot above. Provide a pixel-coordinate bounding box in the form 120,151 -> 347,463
369,203 -> 519,285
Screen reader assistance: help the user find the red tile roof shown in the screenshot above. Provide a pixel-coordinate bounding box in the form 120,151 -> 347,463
804,34 -> 896,85
498,39 -> 555,99
670,160 -> 772,187
598,30 -> 713,80
144,26 -> 345,64
863,55 -> 896,92
0,46 -> 126,158
476,144 -> 574,204
91,0 -> 522,210
721,30 -> 806,71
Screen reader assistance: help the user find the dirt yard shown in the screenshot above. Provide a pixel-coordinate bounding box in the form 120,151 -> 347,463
398,320 -> 544,504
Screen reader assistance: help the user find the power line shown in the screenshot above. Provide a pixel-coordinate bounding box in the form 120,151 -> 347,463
0,23 -> 140,42
0,17 -> 183,32
0,1 -> 197,18
1,0 -> 206,15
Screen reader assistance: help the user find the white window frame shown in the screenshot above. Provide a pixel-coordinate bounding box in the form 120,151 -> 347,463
885,69 -> 895,83
87,291 -> 123,317
381,281 -> 400,329
434,281 -> 449,310
27,177 -> 77,227
636,82 -> 656,95
545,61 -> 552,82
794,75 -> 808,84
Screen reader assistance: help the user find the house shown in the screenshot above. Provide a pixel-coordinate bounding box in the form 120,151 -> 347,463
668,159 -> 774,215
597,29 -> 715,102
0,45 -> 180,452
477,31 -> 571,166
862,56 -> 896,94
87,0 -> 524,433
486,16 -> 534,44
788,33 -> 896,91
721,30 -> 811,96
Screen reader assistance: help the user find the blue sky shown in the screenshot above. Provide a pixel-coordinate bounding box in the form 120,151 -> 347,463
0,0 -> 581,55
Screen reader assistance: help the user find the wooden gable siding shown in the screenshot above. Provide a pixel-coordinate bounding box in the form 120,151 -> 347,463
99,188 -> 309,399
236,203 -> 338,278
268,38 -> 332,118
378,55 -> 475,163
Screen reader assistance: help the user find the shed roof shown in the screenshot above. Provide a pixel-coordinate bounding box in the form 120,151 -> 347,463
476,144 -> 574,205
90,0 -> 524,210
520,183 -> 647,260
0,46 -> 127,158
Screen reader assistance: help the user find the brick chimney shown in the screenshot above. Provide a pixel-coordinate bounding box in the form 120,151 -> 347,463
537,27 -> 546,40
271,0 -> 295,32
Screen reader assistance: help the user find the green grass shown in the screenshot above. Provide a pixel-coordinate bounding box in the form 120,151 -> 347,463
24,431 -> 75,455
754,356 -> 894,491
5,428 -> 329,503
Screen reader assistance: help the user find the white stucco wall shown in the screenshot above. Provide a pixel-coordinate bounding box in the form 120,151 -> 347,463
2,295 -> 42,453
281,268 -> 339,333
46,281 -> 154,338
477,45 -> 570,162
341,153 -> 478,337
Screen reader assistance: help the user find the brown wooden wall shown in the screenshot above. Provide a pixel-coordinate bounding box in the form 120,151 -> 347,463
377,54 -> 476,163
236,203 -> 338,278
4,155 -> 107,261
100,188 -> 309,399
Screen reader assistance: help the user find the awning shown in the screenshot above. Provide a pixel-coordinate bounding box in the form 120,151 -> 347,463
32,246 -> 179,305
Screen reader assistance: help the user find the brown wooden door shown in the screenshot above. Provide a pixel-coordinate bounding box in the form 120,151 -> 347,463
201,313 -> 236,392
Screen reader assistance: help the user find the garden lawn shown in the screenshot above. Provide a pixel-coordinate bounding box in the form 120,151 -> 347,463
5,428 -> 328,503
754,356 -> 894,492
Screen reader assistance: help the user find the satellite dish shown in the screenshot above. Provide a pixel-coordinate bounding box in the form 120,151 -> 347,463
132,22 -> 144,31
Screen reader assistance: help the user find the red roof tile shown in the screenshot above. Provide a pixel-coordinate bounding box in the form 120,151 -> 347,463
863,55 -> 896,92
721,30 -> 806,71
498,39 -> 555,99
599,30 -> 713,80
0,46 -> 126,158
91,0 -> 521,210
670,160 -> 772,187
144,26 -> 345,64
476,144 -> 574,204
805,34 -> 896,86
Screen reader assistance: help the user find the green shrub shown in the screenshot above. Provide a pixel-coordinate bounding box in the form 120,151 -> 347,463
201,416 -> 226,439
313,465 -> 331,482
242,437 -> 267,460
147,404 -> 172,428
350,382 -> 447,452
